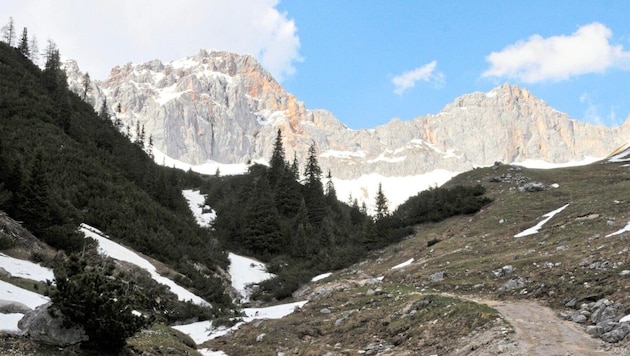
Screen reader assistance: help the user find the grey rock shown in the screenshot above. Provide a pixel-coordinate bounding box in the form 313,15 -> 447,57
18,303 -> 88,347
498,277 -> 525,292
586,325 -> 603,336
256,333 -> 265,342
601,323 -> 630,343
320,307 -> 332,314
0,300 -> 31,314
571,313 -> 587,323
518,182 -> 545,192
428,271 -> 447,282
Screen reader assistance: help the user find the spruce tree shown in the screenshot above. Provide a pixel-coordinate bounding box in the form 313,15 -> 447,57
269,129 -> 287,185
17,27 -> 29,57
375,183 -> 389,220
242,176 -> 283,257
2,17 -> 15,46
303,144 -> 325,225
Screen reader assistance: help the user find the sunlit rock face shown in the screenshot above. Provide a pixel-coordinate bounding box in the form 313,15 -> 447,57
65,52 -> 629,180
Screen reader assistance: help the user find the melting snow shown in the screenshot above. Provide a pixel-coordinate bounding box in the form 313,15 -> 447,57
311,272 -> 332,282
228,253 -> 275,302
173,301 -> 308,345
0,253 -> 54,282
391,258 -> 414,270
0,280 -> 50,310
80,224 -> 210,306
182,190 -> 216,227
332,170 -> 457,213
514,204 -> 569,238
513,157 -> 600,169
320,150 -> 367,159
0,312 -> 25,334
606,222 -> 630,237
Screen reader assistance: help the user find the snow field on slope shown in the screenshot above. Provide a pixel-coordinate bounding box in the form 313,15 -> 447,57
172,301 -> 308,345
182,189 -> 216,227
228,253 -> 275,302
0,280 -> 50,334
514,204 -> 569,238
0,253 -> 54,282
80,224 -> 210,306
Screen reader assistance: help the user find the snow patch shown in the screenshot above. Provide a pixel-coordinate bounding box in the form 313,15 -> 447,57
320,150 -> 367,159
0,253 -> 54,282
514,204 -> 569,238
173,300 -> 307,345
311,272 -> 332,282
333,170 -> 457,213
182,189 -> 216,227
0,312 -> 25,334
80,224 -> 210,306
152,148 -> 250,176
513,157 -> 600,169
155,84 -> 191,105
0,280 -> 50,310
228,253 -> 275,302
606,222 -> 630,237
392,258 -> 414,270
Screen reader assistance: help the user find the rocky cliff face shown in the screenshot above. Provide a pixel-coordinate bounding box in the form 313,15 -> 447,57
64,50 -> 630,182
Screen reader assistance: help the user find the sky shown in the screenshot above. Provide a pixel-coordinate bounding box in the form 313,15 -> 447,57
2,1 -> 630,129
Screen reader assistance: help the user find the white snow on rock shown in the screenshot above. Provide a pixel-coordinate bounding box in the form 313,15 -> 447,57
514,204 -> 569,238
311,272 -> 332,282
0,253 -> 54,282
606,222 -> 630,237
80,224 -> 210,306
182,189 -> 216,227
620,314 -> 630,323
391,258 -> 414,270
228,253 -> 275,302
173,300 -> 308,345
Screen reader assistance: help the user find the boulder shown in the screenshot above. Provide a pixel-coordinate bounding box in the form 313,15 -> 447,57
18,302 -> 88,346
600,323 -> 630,343
0,300 -> 31,314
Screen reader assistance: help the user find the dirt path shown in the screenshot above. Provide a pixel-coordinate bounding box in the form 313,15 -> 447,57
476,298 -> 619,355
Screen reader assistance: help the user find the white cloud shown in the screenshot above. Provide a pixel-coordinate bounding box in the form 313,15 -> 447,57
579,92 -> 619,126
392,61 -> 444,95
0,0 -> 301,81
482,22 -> 630,83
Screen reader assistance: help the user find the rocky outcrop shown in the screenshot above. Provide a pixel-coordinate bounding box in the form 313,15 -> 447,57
562,298 -> 630,343
18,303 -> 88,346
64,51 -> 630,182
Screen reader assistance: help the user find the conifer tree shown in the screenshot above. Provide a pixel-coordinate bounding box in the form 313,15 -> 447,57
17,27 -> 29,57
290,153 -> 300,180
269,129 -> 287,185
81,72 -> 91,101
2,17 -> 15,46
375,183 -> 389,220
242,176 -> 283,257
303,144 -> 326,225
325,169 -> 336,200
29,34 -> 38,65
98,97 -> 110,121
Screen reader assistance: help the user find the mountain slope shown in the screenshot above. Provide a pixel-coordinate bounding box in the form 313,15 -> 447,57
202,159 -> 630,354
0,42 -> 232,311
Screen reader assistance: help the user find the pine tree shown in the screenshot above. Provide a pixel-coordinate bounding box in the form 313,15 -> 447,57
81,72 -> 91,101
268,129 -> 287,186
290,153 -> 300,180
50,255 -> 149,351
375,183 -> 389,220
2,17 -> 15,46
242,176 -> 283,257
17,27 -> 29,57
325,169 -> 336,200
303,144 -> 325,225
98,97 -> 110,121
29,34 -> 38,65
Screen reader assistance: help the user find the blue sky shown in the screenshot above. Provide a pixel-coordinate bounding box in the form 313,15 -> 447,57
2,1 -> 629,129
